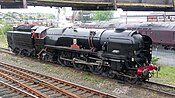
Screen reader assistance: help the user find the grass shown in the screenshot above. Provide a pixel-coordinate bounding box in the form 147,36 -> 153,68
0,35 -> 8,48
151,64 -> 175,85
82,72 -> 104,83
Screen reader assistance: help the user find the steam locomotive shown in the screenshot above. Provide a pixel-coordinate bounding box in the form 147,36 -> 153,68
7,25 -> 160,83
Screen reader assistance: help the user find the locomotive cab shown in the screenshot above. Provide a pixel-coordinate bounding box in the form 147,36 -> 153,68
31,26 -> 49,53
31,26 -> 47,39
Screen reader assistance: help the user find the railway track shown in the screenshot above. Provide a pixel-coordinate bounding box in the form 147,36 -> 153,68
1,47 -> 175,97
0,61 -> 116,98
142,81 -> 175,97
0,80 -> 38,98
0,47 -> 13,55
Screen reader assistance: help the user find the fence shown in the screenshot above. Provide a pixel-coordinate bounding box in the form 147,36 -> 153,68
152,48 -> 175,66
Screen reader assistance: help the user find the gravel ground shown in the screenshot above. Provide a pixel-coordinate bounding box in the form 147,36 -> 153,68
0,53 -> 173,98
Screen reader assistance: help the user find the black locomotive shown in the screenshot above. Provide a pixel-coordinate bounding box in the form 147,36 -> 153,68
7,25 -> 160,83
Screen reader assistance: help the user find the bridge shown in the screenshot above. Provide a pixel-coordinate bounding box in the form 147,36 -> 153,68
0,0 -> 175,11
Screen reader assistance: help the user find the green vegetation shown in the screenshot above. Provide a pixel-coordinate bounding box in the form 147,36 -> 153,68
83,72 -> 103,83
151,57 -> 159,65
0,35 -> 7,48
92,11 -> 113,21
0,21 -> 12,35
151,64 -> 175,86
0,20 -> 11,48
2,12 -> 55,21
150,56 -> 175,85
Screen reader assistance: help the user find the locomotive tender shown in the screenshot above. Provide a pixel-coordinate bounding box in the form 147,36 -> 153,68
7,25 -> 160,83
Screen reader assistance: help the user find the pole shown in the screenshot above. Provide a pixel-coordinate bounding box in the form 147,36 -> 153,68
57,7 -> 60,21
72,11 -> 77,23
23,0 -> 27,8
173,0 -> 175,10
113,0 -> 117,10
126,11 -> 127,24
163,11 -> 166,22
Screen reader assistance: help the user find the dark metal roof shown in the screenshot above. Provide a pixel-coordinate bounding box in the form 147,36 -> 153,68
35,26 -> 50,33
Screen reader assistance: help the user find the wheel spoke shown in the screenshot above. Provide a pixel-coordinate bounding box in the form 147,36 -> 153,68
89,66 -> 102,75
57,56 -> 66,66
73,63 -> 85,70
107,70 -> 116,79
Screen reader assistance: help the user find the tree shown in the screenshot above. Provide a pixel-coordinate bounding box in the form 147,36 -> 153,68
0,20 -> 11,35
92,11 -> 113,21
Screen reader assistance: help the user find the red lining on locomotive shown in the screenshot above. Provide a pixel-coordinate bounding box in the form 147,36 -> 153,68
137,65 -> 158,75
71,45 -> 80,49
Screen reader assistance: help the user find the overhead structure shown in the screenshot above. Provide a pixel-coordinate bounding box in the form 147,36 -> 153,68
0,0 -> 175,11
0,0 -> 27,8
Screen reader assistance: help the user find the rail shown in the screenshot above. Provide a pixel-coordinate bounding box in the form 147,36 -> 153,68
0,80 -> 38,98
142,81 -> 175,96
0,61 -> 116,98
1,47 -> 175,97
